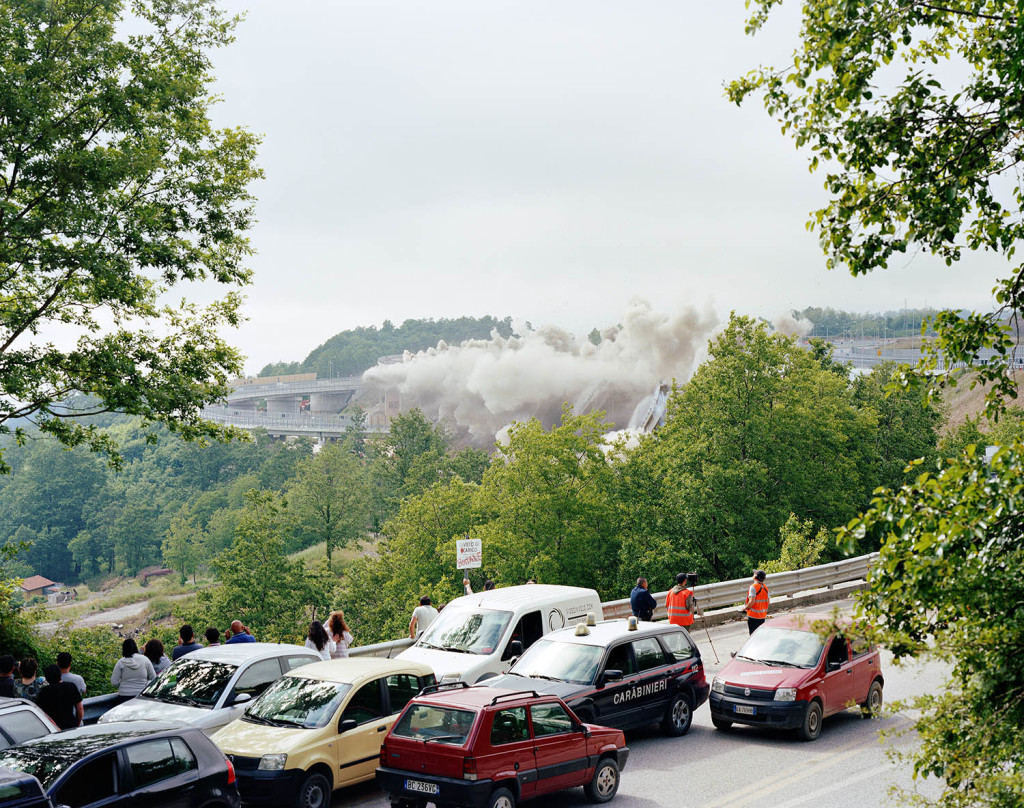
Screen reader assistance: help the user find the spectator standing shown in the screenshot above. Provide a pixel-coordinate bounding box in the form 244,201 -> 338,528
110,638 -> 156,703
463,579 -> 496,595
204,627 -> 220,646
409,596 -> 438,639
56,653 -> 86,696
630,578 -> 658,623
225,620 -> 256,643
0,656 -> 15,697
14,658 -> 44,701
36,664 -> 82,730
666,573 -> 697,627
171,624 -> 204,660
304,620 -> 335,661
328,611 -> 354,659
744,570 -> 770,634
143,639 -> 171,674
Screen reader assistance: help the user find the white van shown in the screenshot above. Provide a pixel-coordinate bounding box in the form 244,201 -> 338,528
397,584 -> 603,684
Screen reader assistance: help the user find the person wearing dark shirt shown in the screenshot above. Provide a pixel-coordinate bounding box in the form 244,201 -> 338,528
0,655 -> 15,698
225,620 -> 256,643
171,624 -> 204,660
630,577 -> 658,622
36,664 -> 83,730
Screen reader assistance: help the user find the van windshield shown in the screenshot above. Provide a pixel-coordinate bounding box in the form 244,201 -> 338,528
418,608 -> 513,655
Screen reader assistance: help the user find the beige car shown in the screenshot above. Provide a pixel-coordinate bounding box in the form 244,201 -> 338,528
212,657 -> 435,808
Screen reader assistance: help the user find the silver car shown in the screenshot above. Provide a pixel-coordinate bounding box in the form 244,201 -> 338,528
0,697 -> 59,747
98,643 -> 319,734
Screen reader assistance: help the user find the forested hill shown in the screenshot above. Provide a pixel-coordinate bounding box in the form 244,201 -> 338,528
258,316 -> 515,378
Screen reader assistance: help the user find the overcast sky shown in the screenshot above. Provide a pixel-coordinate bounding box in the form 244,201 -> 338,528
207,1 -> 999,375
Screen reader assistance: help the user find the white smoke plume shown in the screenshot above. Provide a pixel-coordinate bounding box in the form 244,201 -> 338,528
362,299 -> 718,446
773,312 -> 814,338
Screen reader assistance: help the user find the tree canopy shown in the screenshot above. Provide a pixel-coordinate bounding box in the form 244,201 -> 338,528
0,0 -> 261,473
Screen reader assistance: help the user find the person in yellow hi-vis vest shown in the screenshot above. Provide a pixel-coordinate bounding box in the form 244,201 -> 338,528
743,569 -> 770,634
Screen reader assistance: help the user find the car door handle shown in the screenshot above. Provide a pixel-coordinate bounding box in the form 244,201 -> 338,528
377,725 -> 387,732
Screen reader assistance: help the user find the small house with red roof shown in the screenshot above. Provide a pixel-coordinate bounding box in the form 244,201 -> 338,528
20,575 -> 59,600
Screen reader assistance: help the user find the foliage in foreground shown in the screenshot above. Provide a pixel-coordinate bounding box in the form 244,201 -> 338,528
842,446 -> 1024,807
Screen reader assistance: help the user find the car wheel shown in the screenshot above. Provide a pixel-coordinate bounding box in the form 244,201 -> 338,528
711,716 -> 732,731
797,700 -> 823,742
861,680 -> 883,718
295,771 -> 331,808
584,758 -> 620,804
661,692 -> 693,736
487,787 -> 516,808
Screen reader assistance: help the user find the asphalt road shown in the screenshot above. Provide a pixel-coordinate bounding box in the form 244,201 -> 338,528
335,598 -> 949,808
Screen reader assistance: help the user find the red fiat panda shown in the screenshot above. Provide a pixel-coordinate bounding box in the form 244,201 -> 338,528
376,683 -> 628,808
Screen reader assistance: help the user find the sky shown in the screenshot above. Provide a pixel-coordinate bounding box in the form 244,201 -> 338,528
206,1 -> 1001,376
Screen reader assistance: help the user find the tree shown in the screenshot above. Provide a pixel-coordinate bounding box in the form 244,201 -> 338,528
162,509 -> 206,584
287,444 -> 371,563
841,448 -> 1024,807
759,514 -> 828,574
732,5 -> 1024,803
0,0 -> 261,474
729,2 -> 1024,414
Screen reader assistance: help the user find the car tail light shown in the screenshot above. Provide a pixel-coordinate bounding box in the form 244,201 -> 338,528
380,744 -> 388,766
463,756 -> 478,781
225,758 -> 236,786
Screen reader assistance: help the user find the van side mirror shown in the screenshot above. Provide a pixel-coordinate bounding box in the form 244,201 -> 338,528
502,640 -> 524,661
596,669 -> 623,688
338,717 -> 357,733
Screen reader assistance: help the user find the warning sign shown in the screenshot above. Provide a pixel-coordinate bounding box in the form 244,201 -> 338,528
456,538 -> 482,570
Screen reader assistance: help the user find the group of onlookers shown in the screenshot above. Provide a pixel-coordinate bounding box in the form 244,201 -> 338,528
0,652 -> 87,730
303,611 -> 354,661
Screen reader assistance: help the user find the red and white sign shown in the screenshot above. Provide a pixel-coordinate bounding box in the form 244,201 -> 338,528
456,538 -> 482,570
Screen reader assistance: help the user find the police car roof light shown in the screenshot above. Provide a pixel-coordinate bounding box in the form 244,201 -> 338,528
627,616 -> 638,631
586,612 -> 597,626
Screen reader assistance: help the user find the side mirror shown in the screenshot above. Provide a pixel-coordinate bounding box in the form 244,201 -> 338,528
730,651 -> 737,659
576,724 -> 591,737
827,661 -> 842,672
338,717 -> 358,734
230,692 -> 252,706
502,640 -> 524,661
596,669 -> 623,688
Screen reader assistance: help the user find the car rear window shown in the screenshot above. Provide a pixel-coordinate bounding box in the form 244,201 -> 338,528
142,660 -> 238,708
0,709 -> 51,745
392,704 -> 476,745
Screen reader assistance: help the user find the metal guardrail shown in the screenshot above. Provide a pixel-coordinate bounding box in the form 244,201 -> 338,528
350,553 -> 877,655
602,553 -> 877,620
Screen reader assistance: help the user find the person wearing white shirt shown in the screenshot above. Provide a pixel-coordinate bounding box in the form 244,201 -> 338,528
304,620 -> 335,661
409,596 -> 439,638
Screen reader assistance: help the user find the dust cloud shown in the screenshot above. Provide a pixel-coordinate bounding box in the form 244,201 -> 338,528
773,312 -> 814,337
362,299 -> 718,446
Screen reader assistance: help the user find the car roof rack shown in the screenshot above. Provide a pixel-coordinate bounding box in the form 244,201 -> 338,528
418,682 -> 471,696
488,690 -> 540,706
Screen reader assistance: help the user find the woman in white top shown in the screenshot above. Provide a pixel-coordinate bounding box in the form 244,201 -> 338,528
328,611 -> 354,659
304,620 -> 335,661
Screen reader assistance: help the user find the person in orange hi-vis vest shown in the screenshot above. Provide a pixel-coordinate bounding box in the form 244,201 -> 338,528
743,569 -> 770,634
666,572 -> 697,627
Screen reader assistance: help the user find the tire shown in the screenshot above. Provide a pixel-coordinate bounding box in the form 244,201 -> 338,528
584,757 -> 620,804
861,680 -> 883,718
661,692 -> 693,736
797,700 -> 823,742
487,787 -> 516,808
711,716 -> 732,731
294,771 -> 331,808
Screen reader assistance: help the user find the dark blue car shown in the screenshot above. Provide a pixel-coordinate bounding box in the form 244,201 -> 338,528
0,722 -> 239,808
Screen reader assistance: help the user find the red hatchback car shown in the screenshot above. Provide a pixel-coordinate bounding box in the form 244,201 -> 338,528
709,613 -> 884,741
376,684 -> 629,808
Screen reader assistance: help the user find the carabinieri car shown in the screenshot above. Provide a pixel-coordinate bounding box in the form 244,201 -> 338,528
484,618 -> 709,736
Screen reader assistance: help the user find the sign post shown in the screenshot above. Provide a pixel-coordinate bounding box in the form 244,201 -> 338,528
456,537 -> 482,580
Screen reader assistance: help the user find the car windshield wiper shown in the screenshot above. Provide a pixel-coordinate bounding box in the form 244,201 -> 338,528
735,654 -> 757,662
761,659 -> 800,668
524,674 -> 564,682
424,735 -> 464,744
438,646 -> 476,655
418,641 -> 443,650
243,714 -> 294,727
160,693 -> 207,708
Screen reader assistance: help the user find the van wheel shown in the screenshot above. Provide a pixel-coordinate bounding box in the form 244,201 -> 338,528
487,787 -> 516,808
711,716 -> 732,731
295,771 -> 331,808
861,680 -> 883,718
661,692 -> 693,736
797,700 -> 822,742
584,758 -> 620,803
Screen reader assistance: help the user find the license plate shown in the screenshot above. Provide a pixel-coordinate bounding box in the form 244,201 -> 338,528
404,779 -> 439,795
734,705 -> 756,716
